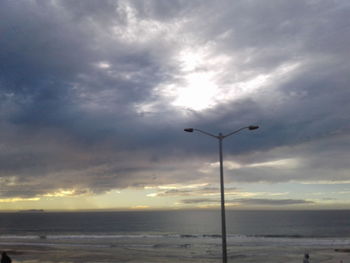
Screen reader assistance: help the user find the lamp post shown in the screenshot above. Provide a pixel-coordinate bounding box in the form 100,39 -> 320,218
184,125 -> 259,263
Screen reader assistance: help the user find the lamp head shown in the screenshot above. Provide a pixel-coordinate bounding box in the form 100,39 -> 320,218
184,128 -> 194,132
248,125 -> 259,130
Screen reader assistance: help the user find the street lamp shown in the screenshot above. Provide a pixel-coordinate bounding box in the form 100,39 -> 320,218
184,125 -> 259,263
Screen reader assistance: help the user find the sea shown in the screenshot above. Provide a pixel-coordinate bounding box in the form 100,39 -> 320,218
0,210 -> 349,263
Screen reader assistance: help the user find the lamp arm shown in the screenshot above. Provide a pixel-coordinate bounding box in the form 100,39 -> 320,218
193,129 -> 219,139
222,126 -> 249,139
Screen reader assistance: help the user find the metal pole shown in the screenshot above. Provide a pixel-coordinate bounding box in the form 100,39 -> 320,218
219,133 -> 227,263
184,126 -> 259,262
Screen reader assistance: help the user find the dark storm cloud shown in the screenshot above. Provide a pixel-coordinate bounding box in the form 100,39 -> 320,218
0,0 -> 170,127
0,0 -> 349,199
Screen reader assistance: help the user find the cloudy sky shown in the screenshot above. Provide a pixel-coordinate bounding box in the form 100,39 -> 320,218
1,0 -> 350,211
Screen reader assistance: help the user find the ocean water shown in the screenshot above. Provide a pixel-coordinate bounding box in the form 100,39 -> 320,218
0,210 -> 349,262
1,210 -> 349,237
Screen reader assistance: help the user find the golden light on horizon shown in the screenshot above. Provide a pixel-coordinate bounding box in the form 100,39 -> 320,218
43,189 -> 79,197
0,197 -> 40,203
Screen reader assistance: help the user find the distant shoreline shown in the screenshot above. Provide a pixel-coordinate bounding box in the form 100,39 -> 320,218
17,209 -> 45,213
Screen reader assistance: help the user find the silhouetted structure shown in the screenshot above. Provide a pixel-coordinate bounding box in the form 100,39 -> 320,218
1,252 -> 11,263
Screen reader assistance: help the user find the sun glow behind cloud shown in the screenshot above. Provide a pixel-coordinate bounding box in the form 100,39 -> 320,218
158,46 -> 232,111
172,72 -> 219,110
123,3 -> 302,113
155,42 -> 301,112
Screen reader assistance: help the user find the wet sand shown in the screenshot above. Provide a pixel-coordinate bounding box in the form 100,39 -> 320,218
2,242 -> 350,263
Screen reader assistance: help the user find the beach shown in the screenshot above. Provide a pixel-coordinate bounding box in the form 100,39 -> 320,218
2,235 -> 350,263
1,210 -> 349,262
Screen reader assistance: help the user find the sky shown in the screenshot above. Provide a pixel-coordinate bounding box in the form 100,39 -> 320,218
0,0 -> 350,211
